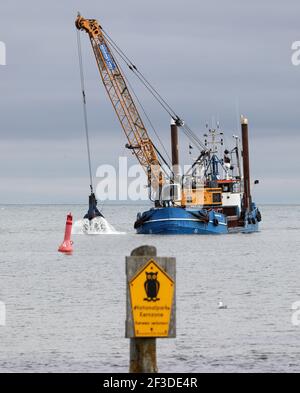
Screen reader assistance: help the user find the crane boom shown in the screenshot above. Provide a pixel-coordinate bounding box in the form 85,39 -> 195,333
75,15 -> 163,191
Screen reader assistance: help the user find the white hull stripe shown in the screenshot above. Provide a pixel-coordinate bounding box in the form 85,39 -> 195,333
143,218 -> 227,226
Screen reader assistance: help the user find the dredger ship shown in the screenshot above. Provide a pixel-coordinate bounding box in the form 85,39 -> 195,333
134,117 -> 262,234
76,14 -> 262,234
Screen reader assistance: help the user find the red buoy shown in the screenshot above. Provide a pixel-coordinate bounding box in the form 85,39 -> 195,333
58,213 -> 73,254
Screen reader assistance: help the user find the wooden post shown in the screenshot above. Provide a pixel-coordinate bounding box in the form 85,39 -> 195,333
130,337 -> 157,373
126,245 -> 176,373
129,246 -> 157,373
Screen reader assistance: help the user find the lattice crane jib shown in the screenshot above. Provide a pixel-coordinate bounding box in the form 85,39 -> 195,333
76,15 -> 163,189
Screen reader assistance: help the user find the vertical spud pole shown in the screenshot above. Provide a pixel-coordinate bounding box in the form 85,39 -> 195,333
126,245 -> 176,373
241,116 -> 252,211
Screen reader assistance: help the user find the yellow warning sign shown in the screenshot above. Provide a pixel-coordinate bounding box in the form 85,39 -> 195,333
129,258 -> 174,337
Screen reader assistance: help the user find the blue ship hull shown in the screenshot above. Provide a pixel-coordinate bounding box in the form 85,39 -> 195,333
135,206 -> 260,235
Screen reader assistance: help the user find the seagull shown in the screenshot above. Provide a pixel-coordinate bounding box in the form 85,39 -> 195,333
218,301 -> 228,309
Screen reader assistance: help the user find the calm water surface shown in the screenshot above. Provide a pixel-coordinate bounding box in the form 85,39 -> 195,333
0,204 -> 299,372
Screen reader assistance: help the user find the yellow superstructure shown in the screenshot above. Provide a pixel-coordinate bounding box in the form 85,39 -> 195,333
181,187 -> 222,207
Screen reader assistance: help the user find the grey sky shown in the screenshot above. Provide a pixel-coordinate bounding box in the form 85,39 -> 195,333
0,0 -> 299,203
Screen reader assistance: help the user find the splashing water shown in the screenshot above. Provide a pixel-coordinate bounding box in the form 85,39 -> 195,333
72,217 -> 124,235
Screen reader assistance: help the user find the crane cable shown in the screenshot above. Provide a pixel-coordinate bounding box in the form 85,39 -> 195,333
102,29 -> 207,152
102,29 -> 178,120
76,29 -> 94,193
112,48 -> 173,170
181,123 -> 207,151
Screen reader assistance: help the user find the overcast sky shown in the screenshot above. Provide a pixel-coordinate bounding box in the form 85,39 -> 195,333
0,0 -> 299,204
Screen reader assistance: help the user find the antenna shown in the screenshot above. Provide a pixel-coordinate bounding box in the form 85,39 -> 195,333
235,95 -> 240,134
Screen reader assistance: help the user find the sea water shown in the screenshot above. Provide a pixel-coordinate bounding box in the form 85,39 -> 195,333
72,217 -> 124,235
0,204 -> 299,372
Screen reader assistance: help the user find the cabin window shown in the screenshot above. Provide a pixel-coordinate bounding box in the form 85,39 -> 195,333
213,193 -> 222,203
232,183 -> 241,193
222,183 -> 233,192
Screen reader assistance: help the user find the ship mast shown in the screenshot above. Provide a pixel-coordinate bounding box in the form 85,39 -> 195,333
203,123 -> 224,182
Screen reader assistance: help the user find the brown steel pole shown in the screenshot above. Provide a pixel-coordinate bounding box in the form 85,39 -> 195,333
171,119 -> 179,180
241,116 -> 252,211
